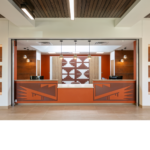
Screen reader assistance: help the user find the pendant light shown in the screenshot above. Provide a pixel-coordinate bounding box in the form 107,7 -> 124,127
23,55 -> 27,59
88,40 -> 91,59
59,40 -> 63,59
123,47 -> 127,59
73,40 -> 77,59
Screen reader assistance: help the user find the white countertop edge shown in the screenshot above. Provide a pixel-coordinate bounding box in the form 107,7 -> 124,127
58,84 -> 94,88
15,80 -> 58,81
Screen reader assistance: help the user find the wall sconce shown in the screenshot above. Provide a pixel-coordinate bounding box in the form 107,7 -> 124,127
23,55 -> 27,59
120,59 -> 124,62
26,59 -> 30,62
123,55 -> 127,59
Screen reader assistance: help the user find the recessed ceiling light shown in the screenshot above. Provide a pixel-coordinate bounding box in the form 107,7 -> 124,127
95,42 -> 108,45
96,52 -> 104,54
39,42 -> 52,45
48,52 -> 56,54
73,52 -> 80,54
69,0 -> 74,20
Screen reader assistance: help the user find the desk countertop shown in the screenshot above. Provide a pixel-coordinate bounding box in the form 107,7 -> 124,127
93,79 -> 136,81
58,84 -> 94,88
15,79 -> 58,81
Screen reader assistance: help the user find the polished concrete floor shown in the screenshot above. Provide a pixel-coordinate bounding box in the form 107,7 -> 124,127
0,104 -> 150,120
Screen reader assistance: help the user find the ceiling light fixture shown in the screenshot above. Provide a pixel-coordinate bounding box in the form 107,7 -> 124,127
123,55 -> 127,59
48,52 -> 55,54
73,40 -> 77,59
96,52 -> 104,54
21,3 -> 35,20
88,40 -> 91,59
69,0 -> 74,20
59,40 -> 63,59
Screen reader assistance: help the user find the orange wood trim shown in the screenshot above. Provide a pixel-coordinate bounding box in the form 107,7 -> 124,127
58,88 -> 93,103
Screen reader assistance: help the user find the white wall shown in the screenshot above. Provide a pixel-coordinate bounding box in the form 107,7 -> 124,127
0,18 -> 148,106
0,19 -> 11,106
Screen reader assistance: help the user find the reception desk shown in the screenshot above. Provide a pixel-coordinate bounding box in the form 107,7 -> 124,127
15,80 -> 136,104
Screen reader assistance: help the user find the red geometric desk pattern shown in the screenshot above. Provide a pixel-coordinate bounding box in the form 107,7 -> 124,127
93,82 -> 136,103
15,81 -> 58,102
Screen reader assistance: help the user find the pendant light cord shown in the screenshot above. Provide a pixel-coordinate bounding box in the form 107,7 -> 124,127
75,41 -> 76,54
89,40 -> 91,55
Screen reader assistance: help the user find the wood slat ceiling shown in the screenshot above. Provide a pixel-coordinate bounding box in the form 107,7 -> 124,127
13,0 -> 136,18
145,14 -> 150,18
0,14 -> 5,18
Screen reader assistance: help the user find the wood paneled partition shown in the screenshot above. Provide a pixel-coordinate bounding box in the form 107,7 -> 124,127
0,82 -> 2,94
17,51 -> 36,79
115,50 -> 133,79
90,56 -> 99,83
148,47 -> 150,62
52,56 -> 62,83
0,46 -> 2,62
0,66 -> 2,78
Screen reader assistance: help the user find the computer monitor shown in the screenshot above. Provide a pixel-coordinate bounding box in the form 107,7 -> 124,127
109,76 -> 123,79
30,76 -> 44,80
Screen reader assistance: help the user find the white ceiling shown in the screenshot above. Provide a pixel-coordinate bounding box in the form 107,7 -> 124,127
17,40 -> 135,54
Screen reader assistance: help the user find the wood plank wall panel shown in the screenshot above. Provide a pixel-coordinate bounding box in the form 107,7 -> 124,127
41,55 -> 50,79
13,0 -> 136,18
52,56 -> 62,83
17,51 -> 36,79
89,56 -> 99,83
0,66 -> 2,78
0,47 -> 2,62
115,50 -> 133,79
148,66 -> 150,78
0,82 -> 2,93
148,47 -> 150,62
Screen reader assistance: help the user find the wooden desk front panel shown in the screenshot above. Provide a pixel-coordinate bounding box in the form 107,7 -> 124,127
15,81 -> 58,103
93,81 -> 136,103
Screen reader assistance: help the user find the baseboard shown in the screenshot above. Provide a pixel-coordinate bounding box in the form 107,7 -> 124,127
0,105 -> 11,109
16,103 -> 135,106
139,105 -> 150,108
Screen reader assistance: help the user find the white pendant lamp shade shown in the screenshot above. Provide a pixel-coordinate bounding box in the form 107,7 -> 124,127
123,55 -> 127,59
59,54 -> 63,59
23,55 -> 27,59
88,54 -> 91,59
26,59 -> 30,62
73,54 -> 77,59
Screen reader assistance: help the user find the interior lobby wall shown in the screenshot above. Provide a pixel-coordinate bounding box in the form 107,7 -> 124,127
17,50 -> 36,79
41,55 -> 50,79
115,50 -> 133,79
0,18 -> 148,106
